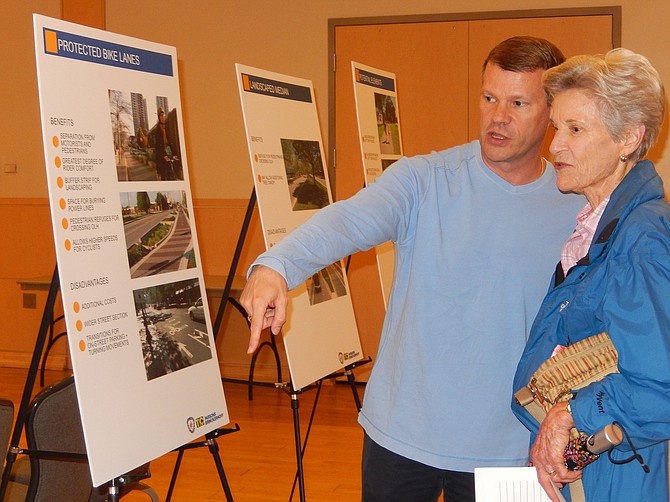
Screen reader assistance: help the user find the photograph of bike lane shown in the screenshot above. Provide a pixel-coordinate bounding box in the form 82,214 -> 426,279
133,278 -> 213,381
122,190 -> 196,279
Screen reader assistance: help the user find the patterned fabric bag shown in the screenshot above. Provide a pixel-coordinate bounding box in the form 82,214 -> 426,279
515,332 -> 619,422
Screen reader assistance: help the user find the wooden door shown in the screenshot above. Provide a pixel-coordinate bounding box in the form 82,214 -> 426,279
333,21 -> 469,374
467,16 -> 616,142
331,10 -> 617,379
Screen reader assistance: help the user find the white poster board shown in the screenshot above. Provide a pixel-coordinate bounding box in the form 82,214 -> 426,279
236,64 -> 363,390
351,62 -> 404,308
33,14 -> 228,486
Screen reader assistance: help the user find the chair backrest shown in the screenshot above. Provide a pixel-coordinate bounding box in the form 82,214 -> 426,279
25,376 -> 94,502
1,397 -> 31,501
0,397 -> 14,458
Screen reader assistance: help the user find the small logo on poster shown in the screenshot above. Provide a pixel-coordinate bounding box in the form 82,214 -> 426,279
186,416 -> 196,433
339,350 -> 360,364
188,411 -> 225,433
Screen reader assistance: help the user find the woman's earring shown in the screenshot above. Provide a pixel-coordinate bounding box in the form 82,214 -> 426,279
619,153 -> 629,162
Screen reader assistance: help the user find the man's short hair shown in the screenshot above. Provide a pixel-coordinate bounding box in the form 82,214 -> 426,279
483,36 -> 565,74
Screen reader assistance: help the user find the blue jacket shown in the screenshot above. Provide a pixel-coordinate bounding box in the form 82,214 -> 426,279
513,160 -> 670,501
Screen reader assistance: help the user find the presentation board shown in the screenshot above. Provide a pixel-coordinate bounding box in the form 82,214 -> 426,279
351,62 -> 404,308
33,14 -> 228,486
236,64 -> 363,390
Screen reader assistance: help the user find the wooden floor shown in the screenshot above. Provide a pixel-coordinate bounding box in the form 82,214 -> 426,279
1,367 -> 365,501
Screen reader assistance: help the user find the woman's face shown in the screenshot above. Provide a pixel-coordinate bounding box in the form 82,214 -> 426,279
549,89 -> 630,207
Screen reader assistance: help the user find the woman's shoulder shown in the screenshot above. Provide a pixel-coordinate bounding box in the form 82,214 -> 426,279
612,198 -> 670,258
621,197 -> 670,230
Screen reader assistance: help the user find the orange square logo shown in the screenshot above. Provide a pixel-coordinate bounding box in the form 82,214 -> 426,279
45,30 -> 58,54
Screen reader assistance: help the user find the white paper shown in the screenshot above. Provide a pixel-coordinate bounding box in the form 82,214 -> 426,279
475,467 -> 567,502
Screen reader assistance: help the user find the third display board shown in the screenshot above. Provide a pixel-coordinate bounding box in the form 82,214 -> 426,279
351,61 -> 404,308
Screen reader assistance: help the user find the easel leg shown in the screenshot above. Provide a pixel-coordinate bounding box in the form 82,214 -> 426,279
289,380 -> 323,501
165,426 -> 240,502
286,360 -> 369,501
205,435 -> 234,502
107,478 -> 120,502
344,369 -> 362,411
338,357 -> 372,412
291,391 -> 306,502
0,267 -> 60,500
39,314 -> 65,387
212,189 -> 256,341
165,449 -> 184,502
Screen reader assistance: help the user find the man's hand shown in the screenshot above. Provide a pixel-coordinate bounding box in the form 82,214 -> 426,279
239,265 -> 289,354
530,402 -> 582,501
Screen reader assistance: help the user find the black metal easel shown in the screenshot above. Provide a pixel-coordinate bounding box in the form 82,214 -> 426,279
208,188 -> 371,501
0,267 -> 238,502
0,269 -> 111,501
211,188 -> 284,400
283,356 -> 371,502
1,267 -> 61,501
165,425 -> 240,502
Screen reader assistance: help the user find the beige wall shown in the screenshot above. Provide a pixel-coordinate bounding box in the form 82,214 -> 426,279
106,1 -> 670,194
2,1 -> 670,201
2,1 -> 669,376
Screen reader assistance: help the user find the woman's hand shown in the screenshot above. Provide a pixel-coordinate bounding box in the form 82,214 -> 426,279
531,401 -> 583,501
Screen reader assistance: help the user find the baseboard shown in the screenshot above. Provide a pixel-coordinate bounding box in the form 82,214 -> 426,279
0,351 -> 70,372
0,351 -> 287,384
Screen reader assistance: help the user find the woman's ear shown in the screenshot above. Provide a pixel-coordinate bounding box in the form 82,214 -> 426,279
622,124 -> 645,156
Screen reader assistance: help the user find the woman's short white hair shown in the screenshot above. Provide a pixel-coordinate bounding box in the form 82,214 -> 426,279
543,48 -> 665,163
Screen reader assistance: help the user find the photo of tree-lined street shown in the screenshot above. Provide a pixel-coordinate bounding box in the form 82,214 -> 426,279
133,278 -> 212,381
281,138 -> 330,211
121,190 -> 196,278
375,93 -> 401,155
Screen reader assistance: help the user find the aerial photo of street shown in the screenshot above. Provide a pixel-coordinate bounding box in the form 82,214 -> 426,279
305,262 -> 348,305
121,190 -> 196,279
133,279 -> 212,381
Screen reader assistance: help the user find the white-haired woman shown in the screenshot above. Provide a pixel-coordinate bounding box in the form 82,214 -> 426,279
513,48 -> 670,502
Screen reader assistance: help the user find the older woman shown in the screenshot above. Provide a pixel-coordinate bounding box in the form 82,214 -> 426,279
512,48 -> 670,502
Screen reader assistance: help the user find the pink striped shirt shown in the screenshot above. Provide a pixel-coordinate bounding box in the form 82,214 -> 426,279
560,197 -> 610,275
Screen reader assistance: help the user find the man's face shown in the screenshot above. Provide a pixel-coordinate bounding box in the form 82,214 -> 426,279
159,112 -> 166,124
479,63 -> 550,172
